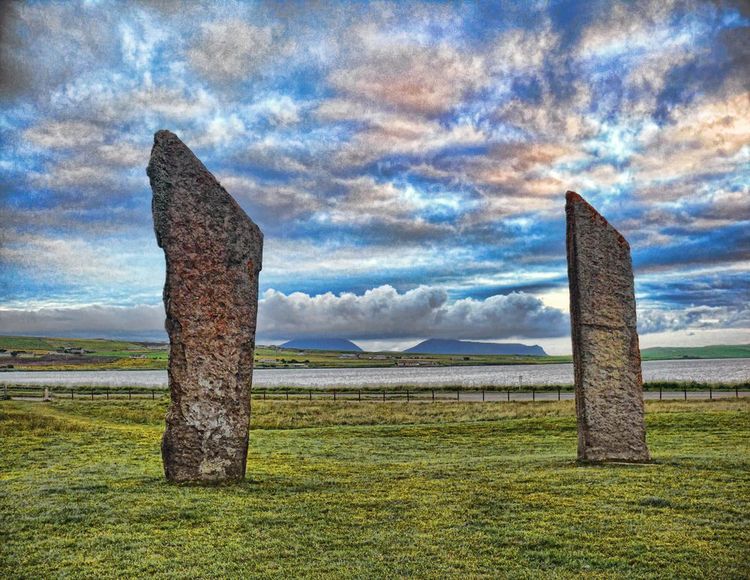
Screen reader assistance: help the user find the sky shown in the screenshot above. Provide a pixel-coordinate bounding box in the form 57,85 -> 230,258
0,0 -> 748,354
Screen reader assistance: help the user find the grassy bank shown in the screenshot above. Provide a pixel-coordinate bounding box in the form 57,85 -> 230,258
1,398 -> 748,578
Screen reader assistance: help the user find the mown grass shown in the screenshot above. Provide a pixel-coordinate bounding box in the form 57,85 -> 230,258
1,399 -> 748,578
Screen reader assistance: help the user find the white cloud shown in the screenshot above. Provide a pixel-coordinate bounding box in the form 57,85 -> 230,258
0,234 -> 162,289
329,24 -> 485,116
248,95 -> 301,126
257,285 -> 568,340
0,304 -> 165,338
24,120 -> 106,149
187,19 -> 275,83
0,286 -> 568,342
638,304 -> 750,334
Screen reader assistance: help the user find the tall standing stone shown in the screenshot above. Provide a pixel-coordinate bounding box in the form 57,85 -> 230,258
148,130 -> 263,483
566,191 -> 649,462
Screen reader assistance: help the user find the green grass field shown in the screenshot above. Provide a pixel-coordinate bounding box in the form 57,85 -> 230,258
0,334 -> 571,371
1,398 -> 748,578
3,334 -> 748,371
640,344 -> 750,360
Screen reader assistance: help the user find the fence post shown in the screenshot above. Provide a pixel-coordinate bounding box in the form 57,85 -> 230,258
128,388 -> 131,400
286,389 -> 289,401
106,387 -> 109,400
406,389 -> 410,402
482,389 -> 485,402
659,385 -> 662,400
358,389 -> 361,401
333,389 -> 336,401
457,387 -> 460,401
507,389 -> 510,402
736,385 -> 739,399
91,389 -> 94,400
383,390 -> 386,402
558,386 -> 561,401
263,390 -> 266,400
709,386 -> 712,400
684,386 -> 687,400
532,387 -> 535,402
71,388 -> 74,400
432,389 -> 435,401
309,390 -> 312,401
152,390 -> 155,400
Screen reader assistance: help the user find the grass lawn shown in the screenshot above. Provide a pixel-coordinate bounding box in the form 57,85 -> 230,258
1,398 -> 748,578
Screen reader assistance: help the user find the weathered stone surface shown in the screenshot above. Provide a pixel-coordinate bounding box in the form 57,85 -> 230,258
566,190 -> 649,462
147,130 -> 263,483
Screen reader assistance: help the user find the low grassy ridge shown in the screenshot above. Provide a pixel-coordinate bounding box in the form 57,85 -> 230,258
1,399 -> 749,578
2,334 -> 749,371
0,335 -> 168,371
0,333 -> 569,371
640,343 -> 750,360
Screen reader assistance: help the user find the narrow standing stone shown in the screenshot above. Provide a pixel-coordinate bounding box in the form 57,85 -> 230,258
566,191 -> 649,462
147,130 -> 263,483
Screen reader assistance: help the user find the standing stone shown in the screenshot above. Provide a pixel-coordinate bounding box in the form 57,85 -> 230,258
147,130 -> 263,483
565,191 -> 649,462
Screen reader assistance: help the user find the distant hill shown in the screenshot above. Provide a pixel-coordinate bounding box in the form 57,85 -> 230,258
0,335 -> 150,352
404,339 -> 547,356
280,338 -> 362,352
641,344 -> 750,360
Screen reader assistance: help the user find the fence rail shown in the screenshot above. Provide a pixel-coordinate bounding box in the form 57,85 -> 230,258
2,383 -> 749,403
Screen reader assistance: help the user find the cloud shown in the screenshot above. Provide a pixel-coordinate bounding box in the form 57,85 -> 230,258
257,285 -> 568,340
329,26 -> 484,116
28,159 -> 138,195
0,285 -> 568,342
638,304 -> 750,334
317,103 -> 487,167
1,0 -> 748,345
0,233 -> 163,305
0,2 -> 119,98
24,120 -> 106,149
187,19 -> 276,83
5,286 -> 746,343
632,92 -> 750,198
247,94 -> 301,126
218,175 -> 324,222
0,304 -> 165,339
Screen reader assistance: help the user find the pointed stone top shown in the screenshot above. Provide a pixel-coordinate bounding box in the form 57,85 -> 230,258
565,190 -> 584,204
154,128 -> 177,141
147,129 -> 262,265
565,190 -> 629,250
152,129 -> 188,151
147,130 -> 209,181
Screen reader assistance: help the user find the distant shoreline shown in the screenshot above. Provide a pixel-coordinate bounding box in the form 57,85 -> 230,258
1,335 -> 748,372
2,354 -> 750,374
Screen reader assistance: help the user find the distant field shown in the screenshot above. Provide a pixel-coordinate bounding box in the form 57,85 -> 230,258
1,398 -> 748,578
640,344 -> 750,360
0,335 -> 168,370
0,334 -> 569,371
1,335 -> 748,371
